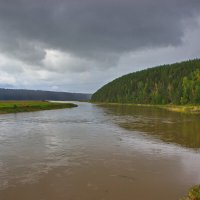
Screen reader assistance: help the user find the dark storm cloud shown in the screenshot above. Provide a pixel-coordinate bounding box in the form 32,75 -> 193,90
0,0 -> 199,64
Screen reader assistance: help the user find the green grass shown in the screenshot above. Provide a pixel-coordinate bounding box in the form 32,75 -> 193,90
129,104 -> 200,114
92,102 -> 200,114
181,185 -> 200,200
0,101 -> 77,114
159,105 -> 200,114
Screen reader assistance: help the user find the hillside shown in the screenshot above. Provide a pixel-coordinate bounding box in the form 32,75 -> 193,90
91,59 -> 200,104
0,88 -> 91,101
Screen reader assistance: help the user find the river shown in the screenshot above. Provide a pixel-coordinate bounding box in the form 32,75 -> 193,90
0,102 -> 200,200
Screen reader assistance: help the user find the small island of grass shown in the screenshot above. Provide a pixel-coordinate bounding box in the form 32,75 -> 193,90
0,101 -> 77,114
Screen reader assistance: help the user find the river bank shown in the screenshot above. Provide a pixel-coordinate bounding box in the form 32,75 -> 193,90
133,104 -> 200,114
0,101 -> 77,114
92,102 -> 200,114
181,185 -> 200,200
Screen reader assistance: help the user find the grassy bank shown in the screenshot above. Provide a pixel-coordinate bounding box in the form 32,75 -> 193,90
131,104 -> 200,114
92,102 -> 200,114
181,185 -> 200,200
0,101 -> 77,114
157,105 -> 200,114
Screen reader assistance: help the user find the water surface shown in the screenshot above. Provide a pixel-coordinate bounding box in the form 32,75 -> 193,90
0,102 -> 200,200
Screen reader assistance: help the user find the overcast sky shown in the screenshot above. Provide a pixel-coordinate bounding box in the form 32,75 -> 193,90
0,0 -> 200,93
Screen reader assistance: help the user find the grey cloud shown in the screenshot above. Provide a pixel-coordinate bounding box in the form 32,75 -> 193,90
0,0 -> 199,64
0,32 -> 46,64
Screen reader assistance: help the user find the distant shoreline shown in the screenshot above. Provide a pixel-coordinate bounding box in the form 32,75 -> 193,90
92,102 -> 200,114
0,101 -> 78,114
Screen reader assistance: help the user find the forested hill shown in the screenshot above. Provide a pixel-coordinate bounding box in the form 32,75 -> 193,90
91,59 -> 200,104
0,88 -> 91,101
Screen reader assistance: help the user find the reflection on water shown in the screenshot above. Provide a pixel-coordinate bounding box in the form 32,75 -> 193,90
99,104 -> 200,149
0,102 -> 200,200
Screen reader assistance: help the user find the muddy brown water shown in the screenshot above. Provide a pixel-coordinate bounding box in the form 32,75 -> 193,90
0,102 -> 200,200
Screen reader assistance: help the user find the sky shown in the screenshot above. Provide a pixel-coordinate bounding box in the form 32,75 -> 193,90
0,0 -> 200,93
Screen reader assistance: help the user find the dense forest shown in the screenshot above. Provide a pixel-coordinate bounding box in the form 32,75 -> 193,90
91,59 -> 200,104
0,88 -> 91,101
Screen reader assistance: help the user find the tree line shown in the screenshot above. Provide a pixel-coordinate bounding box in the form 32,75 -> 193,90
0,88 -> 91,101
91,59 -> 200,105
